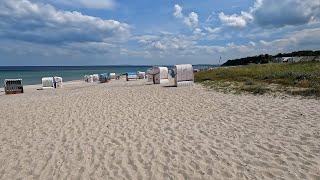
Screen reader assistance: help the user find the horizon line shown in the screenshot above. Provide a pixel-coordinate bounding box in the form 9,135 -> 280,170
0,64 -> 219,67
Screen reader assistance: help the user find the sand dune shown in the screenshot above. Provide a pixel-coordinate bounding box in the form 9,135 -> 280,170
0,80 -> 319,179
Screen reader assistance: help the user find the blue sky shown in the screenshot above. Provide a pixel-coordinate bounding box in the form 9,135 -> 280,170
0,0 -> 319,65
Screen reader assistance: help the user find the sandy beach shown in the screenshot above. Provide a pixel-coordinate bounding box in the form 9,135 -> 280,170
0,79 -> 319,179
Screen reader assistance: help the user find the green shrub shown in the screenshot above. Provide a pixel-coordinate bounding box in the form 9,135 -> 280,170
195,61 -> 320,97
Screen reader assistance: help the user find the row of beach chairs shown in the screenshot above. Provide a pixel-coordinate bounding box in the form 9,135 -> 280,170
124,63 -> 194,87
84,73 -> 117,83
147,64 -> 194,87
3,64 -> 194,95
84,72 -> 147,83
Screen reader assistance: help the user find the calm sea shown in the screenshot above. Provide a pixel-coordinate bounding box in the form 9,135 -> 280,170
0,65 -> 216,85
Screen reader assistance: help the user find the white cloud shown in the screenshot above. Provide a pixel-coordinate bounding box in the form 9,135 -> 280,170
0,0 -> 130,44
135,34 -> 196,53
193,28 -> 202,34
1,0 -> 319,65
40,0 -> 116,9
155,37 -> 195,51
249,41 -> 256,46
132,25 -> 320,64
184,12 -> 199,28
259,40 -> 269,46
173,4 -> 199,28
218,12 -> 252,28
173,4 -> 183,18
134,33 -> 231,60
133,35 -> 158,44
260,28 -> 320,49
220,0 -> 320,28
204,27 -> 221,34
152,41 -> 166,50
252,0 -> 320,27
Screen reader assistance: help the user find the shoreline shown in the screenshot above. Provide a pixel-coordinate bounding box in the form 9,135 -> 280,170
0,79 -> 84,94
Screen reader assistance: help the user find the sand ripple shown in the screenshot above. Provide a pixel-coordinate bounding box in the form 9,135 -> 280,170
0,80 -> 319,179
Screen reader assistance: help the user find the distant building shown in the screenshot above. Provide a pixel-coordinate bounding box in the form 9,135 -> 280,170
273,56 -> 318,63
282,57 -> 293,63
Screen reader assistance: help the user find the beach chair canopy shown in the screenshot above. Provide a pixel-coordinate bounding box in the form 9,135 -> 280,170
154,67 -> 169,80
109,73 -> 116,79
99,73 -> 109,83
42,77 -> 54,88
92,74 -> 99,82
137,71 -> 146,79
151,67 -> 169,84
54,77 -> 63,83
174,64 -> 194,82
84,75 -> 94,83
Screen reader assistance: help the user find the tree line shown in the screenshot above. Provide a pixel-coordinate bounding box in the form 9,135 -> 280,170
222,50 -> 320,66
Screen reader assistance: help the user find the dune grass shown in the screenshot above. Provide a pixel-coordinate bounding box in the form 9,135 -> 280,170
195,61 -> 320,97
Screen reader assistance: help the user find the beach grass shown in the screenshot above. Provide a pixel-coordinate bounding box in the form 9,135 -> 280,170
195,61 -> 320,97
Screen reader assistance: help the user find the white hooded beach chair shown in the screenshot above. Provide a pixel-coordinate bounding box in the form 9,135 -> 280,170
84,75 -> 94,83
146,68 -> 155,83
153,67 -> 169,84
109,73 -> 116,79
174,64 -> 194,87
42,77 -> 55,89
92,74 -> 99,82
137,71 -> 146,79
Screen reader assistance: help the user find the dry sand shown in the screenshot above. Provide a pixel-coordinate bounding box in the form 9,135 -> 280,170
0,80 -> 319,179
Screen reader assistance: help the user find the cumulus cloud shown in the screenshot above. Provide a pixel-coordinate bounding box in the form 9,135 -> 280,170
135,34 -> 196,52
152,41 -> 166,51
132,35 -> 158,44
133,25 -> 320,63
252,0 -> 320,27
218,12 -> 253,28
1,0 -> 319,65
0,0 -> 130,44
155,37 -> 194,51
219,0 -> 320,28
184,12 -> 199,28
173,4 -> 199,28
134,32 -> 253,58
173,4 -> 183,18
260,28 -> 320,49
135,33 -> 258,61
193,28 -> 202,34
